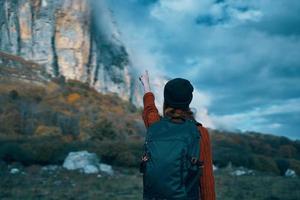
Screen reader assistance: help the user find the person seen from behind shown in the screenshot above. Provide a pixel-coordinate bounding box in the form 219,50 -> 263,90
139,70 -> 216,200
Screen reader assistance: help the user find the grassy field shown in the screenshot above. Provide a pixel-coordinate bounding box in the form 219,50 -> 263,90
1,163 -> 300,200
214,170 -> 300,200
0,164 -> 142,200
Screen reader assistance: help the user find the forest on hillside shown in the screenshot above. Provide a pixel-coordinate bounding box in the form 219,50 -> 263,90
0,78 -> 299,177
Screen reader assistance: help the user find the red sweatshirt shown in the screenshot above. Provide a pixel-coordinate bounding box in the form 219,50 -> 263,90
142,92 -> 216,200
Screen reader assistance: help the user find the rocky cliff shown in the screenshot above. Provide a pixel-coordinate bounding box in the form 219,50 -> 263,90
0,0 -> 139,103
0,51 -> 49,84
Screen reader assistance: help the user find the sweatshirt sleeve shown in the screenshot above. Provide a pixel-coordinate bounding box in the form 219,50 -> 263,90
198,126 -> 216,200
142,92 -> 161,128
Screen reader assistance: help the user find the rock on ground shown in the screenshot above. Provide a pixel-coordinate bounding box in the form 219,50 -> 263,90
285,169 -> 297,177
62,150 -> 114,175
10,168 -> 20,174
99,163 -> 114,176
63,151 -> 100,172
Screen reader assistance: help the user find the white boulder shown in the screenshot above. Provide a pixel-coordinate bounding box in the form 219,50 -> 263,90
99,163 -> 114,175
285,169 -> 297,177
10,168 -> 20,174
231,169 -> 247,176
62,150 -> 114,175
230,167 -> 254,176
83,164 -> 99,174
63,151 -> 100,173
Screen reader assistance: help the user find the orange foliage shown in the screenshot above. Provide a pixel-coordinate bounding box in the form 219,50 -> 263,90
34,125 -> 61,137
67,93 -> 81,104
62,135 -> 75,143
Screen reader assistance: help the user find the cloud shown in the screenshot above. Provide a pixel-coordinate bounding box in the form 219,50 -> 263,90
190,89 -> 214,127
150,0 -> 203,18
106,0 -> 300,139
195,1 -> 263,27
211,98 -> 300,130
246,0 -> 300,36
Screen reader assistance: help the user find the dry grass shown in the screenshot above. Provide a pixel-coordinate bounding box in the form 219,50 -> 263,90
1,164 -> 300,200
0,165 -> 143,200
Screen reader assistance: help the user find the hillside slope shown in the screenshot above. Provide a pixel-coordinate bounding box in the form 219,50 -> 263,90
0,78 -> 143,140
1,76 -> 300,175
210,129 -> 300,175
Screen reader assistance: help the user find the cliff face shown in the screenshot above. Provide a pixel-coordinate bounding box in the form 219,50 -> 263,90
0,0 -> 137,103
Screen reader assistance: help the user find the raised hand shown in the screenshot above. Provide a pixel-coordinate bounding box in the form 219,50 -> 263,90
139,70 -> 151,93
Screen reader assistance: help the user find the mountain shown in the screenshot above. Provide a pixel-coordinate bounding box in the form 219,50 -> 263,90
0,0 -> 141,104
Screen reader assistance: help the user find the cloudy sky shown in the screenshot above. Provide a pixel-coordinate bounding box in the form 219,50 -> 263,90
106,0 -> 300,139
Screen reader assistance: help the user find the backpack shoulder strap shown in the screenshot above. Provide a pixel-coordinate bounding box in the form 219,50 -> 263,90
185,120 -> 204,193
187,119 -> 202,130
194,120 -> 202,127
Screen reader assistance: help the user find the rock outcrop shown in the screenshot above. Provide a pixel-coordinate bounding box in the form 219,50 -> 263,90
0,0 -> 137,103
0,51 -> 49,84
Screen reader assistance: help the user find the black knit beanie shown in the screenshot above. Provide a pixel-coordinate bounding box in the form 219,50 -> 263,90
163,78 -> 194,110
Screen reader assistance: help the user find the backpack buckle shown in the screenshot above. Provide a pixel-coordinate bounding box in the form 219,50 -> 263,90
191,157 -> 204,168
191,157 -> 199,165
141,154 -> 149,162
140,153 -> 150,174
191,157 -> 198,165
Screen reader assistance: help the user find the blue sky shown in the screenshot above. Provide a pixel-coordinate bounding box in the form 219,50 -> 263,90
106,0 -> 300,139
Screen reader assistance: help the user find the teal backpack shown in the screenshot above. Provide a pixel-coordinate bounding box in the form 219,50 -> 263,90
140,116 -> 203,200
